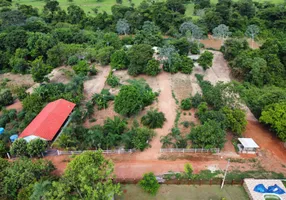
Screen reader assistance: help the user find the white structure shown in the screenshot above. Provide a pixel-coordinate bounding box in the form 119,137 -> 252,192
188,55 -> 200,61
237,138 -> 259,154
22,135 -> 46,143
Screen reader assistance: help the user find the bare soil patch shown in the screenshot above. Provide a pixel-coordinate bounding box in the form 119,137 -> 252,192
48,66 -> 73,84
0,73 -> 34,88
200,38 -> 260,50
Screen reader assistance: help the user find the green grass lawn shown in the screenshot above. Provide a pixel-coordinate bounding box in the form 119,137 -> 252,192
116,184 -> 249,200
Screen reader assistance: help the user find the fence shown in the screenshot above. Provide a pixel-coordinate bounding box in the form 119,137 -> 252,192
160,148 -> 220,153
113,178 -> 243,186
57,149 -> 136,155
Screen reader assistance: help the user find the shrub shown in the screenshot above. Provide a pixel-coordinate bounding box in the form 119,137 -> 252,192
96,46 -> 114,65
106,72 -> 120,88
72,60 -> 89,75
110,49 -> 129,70
181,98 -> 191,110
190,41 -> 200,54
222,106 -> 247,136
10,139 -> 27,157
141,109 -> 166,129
0,89 -> 13,106
145,59 -> 161,76
132,127 -> 155,151
92,89 -> 114,110
184,163 -> 193,179
191,92 -> 202,108
139,172 -> 160,195
14,86 -> 28,101
180,56 -> 194,74
67,55 -> 79,66
198,51 -> 214,70
27,139 -> 47,157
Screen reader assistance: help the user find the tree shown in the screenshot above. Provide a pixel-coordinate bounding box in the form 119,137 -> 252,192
0,89 -> 13,106
260,102 -> 286,141
97,46 -> 114,66
127,44 -> 153,76
30,57 -> 52,83
132,127 -> 155,151
212,24 -> 231,45
221,39 -> 249,61
67,5 -> 85,24
197,51 -> 214,70
245,25 -> 259,48
10,139 -> 27,157
134,21 -> 163,46
162,52 -> 182,73
181,56 -> 194,74
179,21 -> 203,41
191,93 -> 202,108
160,135 -> 173,148
27,139 -> 48,157
141,109 -> 166,129
181,98 -> 192,110
30,180 -> 52,200
188,120 -> 226,149
184,163 -> 193,179
72,60 -> 89,75
106,72 -> 120,87
139,172 -> 160,195
159,45 -> 177,67
92,89 -> 114,110
145,59 -> 161,76
222,106 -> 247,136
116,0 -> 122,4
104,116 -> 127,135
114,85 -> 143,116
169,37 -> 191,56
110,49 -> 129,70
116,19 -> 130,35
45,151 -> 121,199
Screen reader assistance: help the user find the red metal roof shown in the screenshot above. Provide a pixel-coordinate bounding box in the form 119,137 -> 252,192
19,99 -> 76,141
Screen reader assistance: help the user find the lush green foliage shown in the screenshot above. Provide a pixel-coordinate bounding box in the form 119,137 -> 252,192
106,72 -> 120,88
110,49 -> 129,70
10,138 -> 27,157
72,60 -> 89,75
27,139 -> 48,157
145,59 -> 161,76
181,98 -> 192,110
188,120 -> 226,149
139,172 -> 160,195
198,51 -> 214,70
222,106 -> 247,136
260,102 -> 286,141
92,89 -> 114,110
114,80 -> 156,117
45,151 -> 121,199
127,44 -> 153,76
0,89 -> 13,107
141,109 -> 166,129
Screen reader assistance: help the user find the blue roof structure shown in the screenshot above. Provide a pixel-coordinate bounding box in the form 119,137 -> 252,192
10,134 -> 18,142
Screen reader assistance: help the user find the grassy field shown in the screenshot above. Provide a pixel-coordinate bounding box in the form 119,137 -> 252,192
116,184 -> 249,200
13,0 -> 284,17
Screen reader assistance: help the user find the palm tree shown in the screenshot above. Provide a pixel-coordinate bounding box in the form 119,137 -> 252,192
141,109 -> 166,129
103,116 -> 127,135
160,135 -> 173,148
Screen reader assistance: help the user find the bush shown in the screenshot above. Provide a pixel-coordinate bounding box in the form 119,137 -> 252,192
114,80 -> 155,117
92,89 -> 114,110
27,139 -> 47,157
72,60 -> 89,75
67,55 -> 79,66
139,172 -> 160,195
190,41 -> 200,54
180,56 -> 194,74
14,86 -> 28,101
181,98 -> 192,110
198,51 -> 214,70
191,92 -> 202,108
110,49 -> 129,70
141,109 -> 166,129
106,72 -> 120,88
145,59 -> 161,76
0,89 -> 13,106
10,139 -> 27,157
132,127 -> 156,151
96,46 -> 114,65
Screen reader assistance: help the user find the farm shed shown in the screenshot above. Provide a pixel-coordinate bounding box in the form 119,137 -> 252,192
237,138 -> 259,154
19,99 -> 75,142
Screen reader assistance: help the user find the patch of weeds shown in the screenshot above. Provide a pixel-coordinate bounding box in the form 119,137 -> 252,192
226,170 -> 285,181
172,90 -> 179,105
89,118 -> 96,123
231,138 -> 239,153
174,110 -> 181,128
282,164 -> 286,168
183,112 -> 186,115
229,158 -> 246,163
181,121 -> 191,128
189,112 -> 192,116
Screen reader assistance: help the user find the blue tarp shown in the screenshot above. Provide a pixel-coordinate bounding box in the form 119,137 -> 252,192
0,127 -> 4,134
10,134 -> 18,142
254,184 -> 286,195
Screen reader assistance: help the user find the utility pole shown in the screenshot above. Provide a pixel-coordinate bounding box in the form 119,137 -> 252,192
221,159 -> 230,189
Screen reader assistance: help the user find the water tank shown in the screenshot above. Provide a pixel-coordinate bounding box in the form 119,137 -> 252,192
0,128 -> 4,135
10,134 -> 18,142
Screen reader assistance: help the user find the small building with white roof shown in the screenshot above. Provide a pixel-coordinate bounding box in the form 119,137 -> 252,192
237,138 -> 259,154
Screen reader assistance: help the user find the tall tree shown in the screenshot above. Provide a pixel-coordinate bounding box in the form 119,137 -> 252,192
245,24 -> 259,48
116,19 -> 130,35
45,151 -> 121,199
212,24 -> 231,45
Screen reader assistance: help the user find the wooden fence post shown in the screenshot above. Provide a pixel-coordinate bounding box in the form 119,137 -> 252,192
240,179 -> 244,186
199,179 -> 202,186
210,179 -> 212,186
231,179 -> 234,185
